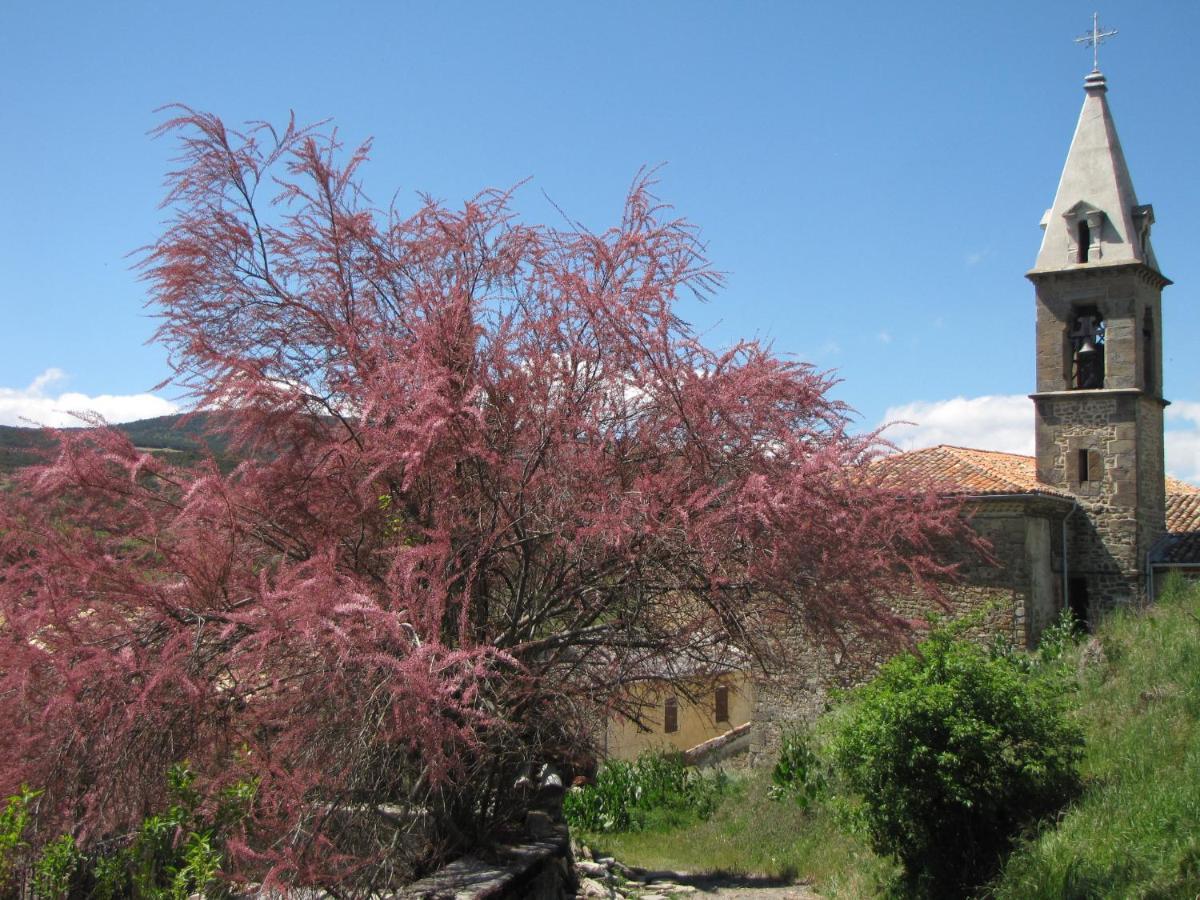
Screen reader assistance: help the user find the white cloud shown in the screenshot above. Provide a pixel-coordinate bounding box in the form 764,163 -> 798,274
0,369 -> 178,428
1166,401 -> 1200,485
880,394 -> 1200,485
880,395 -> 1034,455
877,331 -> 893,344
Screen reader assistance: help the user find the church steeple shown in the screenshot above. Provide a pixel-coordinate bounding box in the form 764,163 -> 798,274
1033,69 -> 1159,273
1028,49 -> 1170,619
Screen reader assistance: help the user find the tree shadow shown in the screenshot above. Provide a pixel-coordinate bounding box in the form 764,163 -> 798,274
637,866 -> 805,890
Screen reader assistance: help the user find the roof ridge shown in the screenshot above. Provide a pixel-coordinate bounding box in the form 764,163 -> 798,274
1167,476 -> 1200,496
941,445 -> 1029,493
936,443 -> 1031,460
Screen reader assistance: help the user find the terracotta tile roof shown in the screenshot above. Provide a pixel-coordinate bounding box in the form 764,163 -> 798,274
1159,481 -> 1200,565
875,446 -> 1200,565
872,445 -> 1072,499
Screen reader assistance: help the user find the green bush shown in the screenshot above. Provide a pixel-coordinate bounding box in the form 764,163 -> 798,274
563,751 -> 728,833
831,622 -> 1083,898
768,731 -> 827,809
91,762 -> 254,900
0,763 -> 255,899
989,606 -> 1082,676
32,834 -> 80,898
0,786 -> 39,891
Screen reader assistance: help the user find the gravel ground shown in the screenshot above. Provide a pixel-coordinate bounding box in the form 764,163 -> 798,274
576,861 -> 823,899
633,870 -> 822,899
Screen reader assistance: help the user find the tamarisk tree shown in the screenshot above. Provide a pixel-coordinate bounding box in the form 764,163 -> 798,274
0,110 -> 964,890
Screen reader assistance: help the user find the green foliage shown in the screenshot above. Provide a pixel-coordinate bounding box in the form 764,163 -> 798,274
989,606 -> 1082,677
563,751 -> 728,833
100,762 -> 255,900
0,786 -> 40,890
1033,606 -> 1085,667
32,834 -> 80,898
831,622 -> 1083,897
768,731 -> 827,809
1,763 -> 258,899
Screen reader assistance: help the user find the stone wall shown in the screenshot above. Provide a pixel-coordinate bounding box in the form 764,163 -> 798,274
749,497 -> 1069,765
1034,389 -> 1167,612
398,825 -> 574,899
1137,397 -> 1167,575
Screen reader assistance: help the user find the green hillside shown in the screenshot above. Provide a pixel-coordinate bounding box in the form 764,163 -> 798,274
989,577 -> 1200,898
0,413 -> 228,475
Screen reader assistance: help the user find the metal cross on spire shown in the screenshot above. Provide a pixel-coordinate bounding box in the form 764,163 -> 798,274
1075,12 -> 1118,71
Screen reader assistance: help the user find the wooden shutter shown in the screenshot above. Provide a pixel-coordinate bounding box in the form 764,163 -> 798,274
715,685 -> 730,723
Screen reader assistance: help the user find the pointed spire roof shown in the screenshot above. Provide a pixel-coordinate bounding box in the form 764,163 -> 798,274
1033,70 -> 1160,273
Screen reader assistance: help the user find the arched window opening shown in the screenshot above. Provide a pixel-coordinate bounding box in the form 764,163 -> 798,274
1077,220 -> 1091,262
1069,306 -> 1105,389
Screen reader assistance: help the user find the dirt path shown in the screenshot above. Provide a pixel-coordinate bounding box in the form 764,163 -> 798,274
584,867 -> 823,899
641,871 -> 821,898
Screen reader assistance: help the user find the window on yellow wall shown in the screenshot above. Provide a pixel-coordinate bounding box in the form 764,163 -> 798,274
664,696 -> 678,733
715,685 -> 729,723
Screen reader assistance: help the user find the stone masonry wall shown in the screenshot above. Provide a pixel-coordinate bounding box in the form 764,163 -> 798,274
1036,391 -> 1159,611
749,500 -> 1066,765
1138,398 -> 1167,573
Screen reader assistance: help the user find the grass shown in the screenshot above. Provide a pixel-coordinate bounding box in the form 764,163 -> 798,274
578,767 -> 895,898
988,576 -> 1200,899
580,578 -> 1200,899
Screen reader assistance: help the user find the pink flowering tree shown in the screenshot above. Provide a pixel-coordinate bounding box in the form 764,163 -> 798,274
0,110 -> 965,890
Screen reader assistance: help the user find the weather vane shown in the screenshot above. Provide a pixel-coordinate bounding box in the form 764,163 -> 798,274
1075,12 -> 1118,71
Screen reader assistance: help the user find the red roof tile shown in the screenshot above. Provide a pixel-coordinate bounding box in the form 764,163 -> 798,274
875,446 -> 1200,563
1161,484 -> 1200,565
872,445 -> 1072,499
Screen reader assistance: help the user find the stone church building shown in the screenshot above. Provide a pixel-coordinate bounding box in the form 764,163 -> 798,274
749,63 -> 1200,760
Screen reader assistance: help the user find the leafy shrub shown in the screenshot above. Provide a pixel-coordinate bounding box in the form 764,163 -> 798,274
32,834 -> 80,898
768,731 -> 827,809
832,622 -> 1083,897
88,763 -> 254,899
0,764 -> 256,900
564,751 -> 728,833
990,607 -> 1082,677
0,786 -> 39,890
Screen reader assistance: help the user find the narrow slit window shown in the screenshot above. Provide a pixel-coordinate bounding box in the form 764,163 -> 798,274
1078,449 -> 1090,483
715,685 -> 730,723
664,696 -> 678,734
1143,309 -> 1155,393
1077,220 -> 1091,262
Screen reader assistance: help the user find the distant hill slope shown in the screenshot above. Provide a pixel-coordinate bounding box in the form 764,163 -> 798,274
0,412 -> 230,474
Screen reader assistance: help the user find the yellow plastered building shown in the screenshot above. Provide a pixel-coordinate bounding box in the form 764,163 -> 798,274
603,672 -> 754,760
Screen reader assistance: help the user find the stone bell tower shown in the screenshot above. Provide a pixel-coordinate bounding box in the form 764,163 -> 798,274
1028,63 -> 1169,620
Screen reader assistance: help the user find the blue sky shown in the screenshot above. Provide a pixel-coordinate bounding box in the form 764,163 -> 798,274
1,1 -> 1197,481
